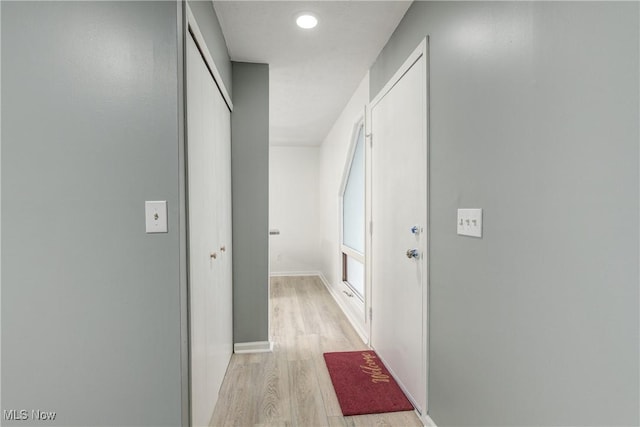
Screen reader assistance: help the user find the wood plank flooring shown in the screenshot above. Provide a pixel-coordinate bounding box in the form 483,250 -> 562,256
209,275 -> 423,427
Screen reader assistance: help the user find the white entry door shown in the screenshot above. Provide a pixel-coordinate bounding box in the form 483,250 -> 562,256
370,40 -> 428,415
186,29 -> 233,427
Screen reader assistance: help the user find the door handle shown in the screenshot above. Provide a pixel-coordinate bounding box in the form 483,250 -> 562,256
406,249 -> 419,259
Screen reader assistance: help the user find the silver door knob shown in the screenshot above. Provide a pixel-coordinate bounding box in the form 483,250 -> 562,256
210,252 -> 217,260
406,249 -> 419,259
410,225 -> 420,235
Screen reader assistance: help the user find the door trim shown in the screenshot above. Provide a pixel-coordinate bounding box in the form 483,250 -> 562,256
177,4 -> 189,426
366,37 -> 430,418
185,4 -> 233,112
370,38 -> 427,108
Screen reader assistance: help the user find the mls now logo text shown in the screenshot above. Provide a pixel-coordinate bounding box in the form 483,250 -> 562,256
3,409 -> 57,421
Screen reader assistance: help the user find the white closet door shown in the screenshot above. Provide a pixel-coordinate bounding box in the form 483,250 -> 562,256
370,45 -> 428,414
186,33 -> 232,427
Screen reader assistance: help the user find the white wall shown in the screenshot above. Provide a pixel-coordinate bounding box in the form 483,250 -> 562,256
317,74 -> 369,336
269,146 -> 321,274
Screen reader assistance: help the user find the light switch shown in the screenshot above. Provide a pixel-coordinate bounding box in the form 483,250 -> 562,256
145,201 -> 168,233
457,208 -> 482,238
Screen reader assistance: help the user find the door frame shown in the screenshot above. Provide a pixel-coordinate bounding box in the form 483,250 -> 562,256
365,37 -> 429,419
185,5 -> 233,112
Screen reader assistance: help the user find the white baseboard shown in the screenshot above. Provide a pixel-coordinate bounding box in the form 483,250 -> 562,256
269,271 -> 321,277
233,341 -> 273,354
316,273 -> 369,345
423,413 -> 437,426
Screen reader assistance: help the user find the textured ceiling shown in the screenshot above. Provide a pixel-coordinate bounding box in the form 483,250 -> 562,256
213,1 -> 412,146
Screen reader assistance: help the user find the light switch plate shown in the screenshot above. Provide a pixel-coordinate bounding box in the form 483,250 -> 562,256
457,208 -> 482,238
145,201 -> 168,233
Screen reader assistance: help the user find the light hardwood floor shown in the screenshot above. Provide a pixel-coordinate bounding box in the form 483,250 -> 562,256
209,275 -> 423,427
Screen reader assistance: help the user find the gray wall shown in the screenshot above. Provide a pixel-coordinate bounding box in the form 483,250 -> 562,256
187,0 -> 232,97
231,62 -> 270,344
2,2 -> 184,425
370,2 -> 639,426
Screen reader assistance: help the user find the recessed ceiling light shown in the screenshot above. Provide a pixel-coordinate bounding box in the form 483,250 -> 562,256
296,14 -> 318,29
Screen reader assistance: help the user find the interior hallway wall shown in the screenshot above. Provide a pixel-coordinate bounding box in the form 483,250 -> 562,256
1,2 -> 186,425
269,147 -> 321,274
370,2 -> 639,426
231,62 -> 270,345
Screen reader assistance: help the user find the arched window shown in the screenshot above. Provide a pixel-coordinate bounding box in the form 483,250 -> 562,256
340,121 -> 365,300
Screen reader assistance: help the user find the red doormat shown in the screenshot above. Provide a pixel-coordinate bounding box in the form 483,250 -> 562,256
323,350 -> 414,416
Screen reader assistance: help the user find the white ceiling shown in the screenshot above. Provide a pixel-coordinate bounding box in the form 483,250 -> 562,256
213,1 -> 412,146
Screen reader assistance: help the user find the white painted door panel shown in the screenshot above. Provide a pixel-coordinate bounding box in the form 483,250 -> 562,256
370,52 -> 427,413
186,33 -> 232,427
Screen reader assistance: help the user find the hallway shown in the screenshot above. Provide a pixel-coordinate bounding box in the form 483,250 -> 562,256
210,276 -> 422,426
2,2 -> 638,426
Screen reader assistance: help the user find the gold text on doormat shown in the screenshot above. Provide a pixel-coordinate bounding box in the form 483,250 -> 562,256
360,352 -> 390,383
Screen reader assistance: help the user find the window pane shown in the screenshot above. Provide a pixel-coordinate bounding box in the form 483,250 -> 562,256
343,125 -> 365,254
346,256 -> 364,298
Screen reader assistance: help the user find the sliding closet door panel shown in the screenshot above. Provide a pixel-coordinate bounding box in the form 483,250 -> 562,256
186,32 -> 232,427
